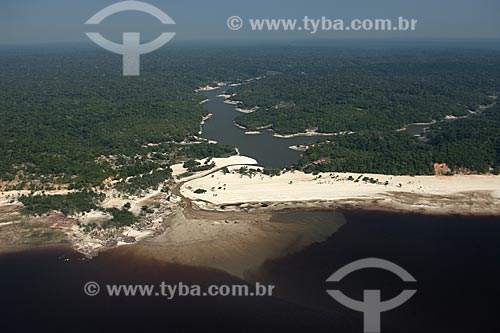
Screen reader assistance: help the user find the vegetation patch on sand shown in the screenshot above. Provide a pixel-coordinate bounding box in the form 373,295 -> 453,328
181,166 -> 500,215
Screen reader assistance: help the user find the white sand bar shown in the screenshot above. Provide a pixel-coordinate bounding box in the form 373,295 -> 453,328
182,166 -> 500,213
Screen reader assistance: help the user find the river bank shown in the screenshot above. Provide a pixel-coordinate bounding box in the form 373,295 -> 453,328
181,163 -> 500,216
2,210 -> 499,333
197,84 -> 322,168
2,154 -> 500,260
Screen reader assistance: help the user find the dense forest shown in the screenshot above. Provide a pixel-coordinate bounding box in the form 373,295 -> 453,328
231,47 -> 500,135
0,45 -> 261,191
1,42 -> 500,197
300,104 -> 500,175
300,131 -> 435,175
429,104 -> 500,174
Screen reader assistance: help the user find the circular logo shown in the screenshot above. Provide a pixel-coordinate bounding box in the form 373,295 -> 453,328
227,16 -> 244,31
84,281 -> 101,296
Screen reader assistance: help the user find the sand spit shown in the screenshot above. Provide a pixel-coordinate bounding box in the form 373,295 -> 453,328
235,106 -> 259,114
273,130 -> 354,139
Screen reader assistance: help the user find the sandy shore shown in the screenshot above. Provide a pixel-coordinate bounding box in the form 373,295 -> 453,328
171,155 -> 258,181
273,130 -> 354,139
233,122 -> 248,130
235,107 -> 259,114
288,145 -> 308,152
181,165 -> 500,215
3,154 -> 500,278
195,83 -> 225,92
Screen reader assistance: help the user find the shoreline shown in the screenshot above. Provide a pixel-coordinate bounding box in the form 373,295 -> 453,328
198,113 -> 213,135
273,130 -> 354,139
235,106 -> 259,114
2,155 -> 500,278
187,196 -> 500,217
2,202 -> 498,280
181,164 -> 500,216
0,242 -> 72,256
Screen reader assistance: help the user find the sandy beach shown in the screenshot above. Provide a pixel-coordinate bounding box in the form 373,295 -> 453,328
181,164 -> 500,215
2,155 -> 500,275
273,130 -> 354,139
171,155 -> 258,181
235,106 -> 259,114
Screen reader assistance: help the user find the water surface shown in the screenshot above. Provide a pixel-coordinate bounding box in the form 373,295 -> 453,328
256,211 -> 500,333
200,87 -> 320,168
2,212 -> 499,332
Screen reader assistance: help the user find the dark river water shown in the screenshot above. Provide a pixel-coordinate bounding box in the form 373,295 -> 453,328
1,212 -> 499,333
200,86 -> 320,168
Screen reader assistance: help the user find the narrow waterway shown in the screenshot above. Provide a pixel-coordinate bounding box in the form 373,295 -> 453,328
199,86 -> 321,168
